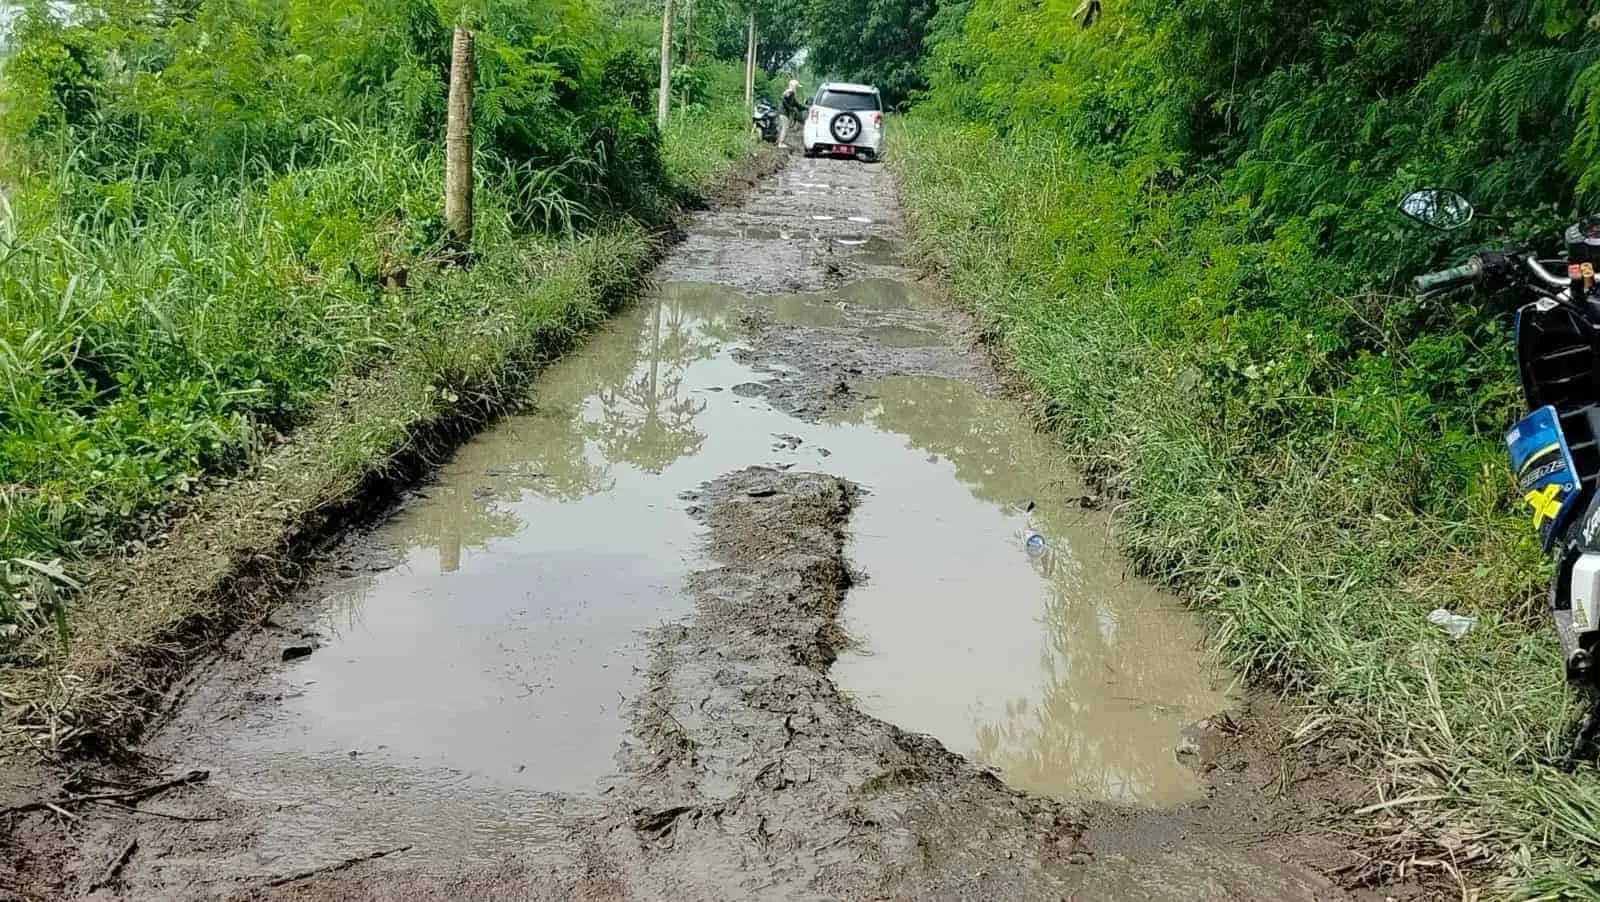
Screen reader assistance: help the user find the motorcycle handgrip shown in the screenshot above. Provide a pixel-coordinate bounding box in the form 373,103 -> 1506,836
1413,258 -> 1483,294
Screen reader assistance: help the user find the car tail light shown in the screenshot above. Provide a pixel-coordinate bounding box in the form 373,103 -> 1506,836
874,113 -> 883,128
810,108 -> 818,121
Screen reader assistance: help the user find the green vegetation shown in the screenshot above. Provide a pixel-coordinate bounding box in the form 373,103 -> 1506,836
662,57 -> 769,194
860,0 -> 1600,895
703,0 -> 929,106
803,0 -> 933,106
0,0 -> 759,648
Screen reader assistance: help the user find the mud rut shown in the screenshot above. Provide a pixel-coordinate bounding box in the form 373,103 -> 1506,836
2,156 -> 1414,901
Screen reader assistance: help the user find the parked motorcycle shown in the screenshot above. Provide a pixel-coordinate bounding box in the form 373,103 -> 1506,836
1403,188 -> 1600,761
752,102 -> 780,143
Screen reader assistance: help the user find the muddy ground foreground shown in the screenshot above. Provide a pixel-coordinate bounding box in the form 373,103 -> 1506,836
2,150 -> 1437,900
4,471 -> 1390,901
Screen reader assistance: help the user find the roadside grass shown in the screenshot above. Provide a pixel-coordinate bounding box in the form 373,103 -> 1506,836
662,62 -> 761,198
3,128 -> 469,566
891,116 -> 1600,897
663,101 -> 761,198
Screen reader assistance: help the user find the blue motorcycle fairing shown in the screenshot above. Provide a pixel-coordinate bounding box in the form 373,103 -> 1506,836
1508,404 -> 1583,550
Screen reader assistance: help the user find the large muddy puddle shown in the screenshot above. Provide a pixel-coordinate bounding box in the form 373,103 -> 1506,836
166,280 -> 1226,811
136,161 -> 1234,888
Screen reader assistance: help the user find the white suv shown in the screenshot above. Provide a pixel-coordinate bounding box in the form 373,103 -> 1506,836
803,83 -> 884,162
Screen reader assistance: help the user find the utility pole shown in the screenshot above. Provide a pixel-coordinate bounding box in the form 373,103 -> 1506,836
683,0 -> 694,65
444,26 -> 474,251
657,0 -> 672,128
745,13 -> 755,107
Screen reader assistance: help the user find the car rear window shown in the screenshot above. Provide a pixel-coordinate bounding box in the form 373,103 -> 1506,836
817,90 -> 880,112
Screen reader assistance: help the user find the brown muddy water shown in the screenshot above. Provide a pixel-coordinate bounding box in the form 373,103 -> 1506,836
28,156 -> 1378,901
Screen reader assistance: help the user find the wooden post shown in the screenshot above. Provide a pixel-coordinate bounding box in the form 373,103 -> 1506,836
444,26 -> 474,250
745,13 -> 755,107
657,0 -> 673,128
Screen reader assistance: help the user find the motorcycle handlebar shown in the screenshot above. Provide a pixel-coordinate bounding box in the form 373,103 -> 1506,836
1526,256 -> 1572,291
1413,258 -> 1484,294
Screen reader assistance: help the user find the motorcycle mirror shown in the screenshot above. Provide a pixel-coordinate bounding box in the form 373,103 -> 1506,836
1398,188 -> 1475,231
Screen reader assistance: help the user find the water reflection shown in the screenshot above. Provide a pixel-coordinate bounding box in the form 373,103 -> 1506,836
241,287 -> 751,793
391,284 -> 742,567
580,286 -> 721,473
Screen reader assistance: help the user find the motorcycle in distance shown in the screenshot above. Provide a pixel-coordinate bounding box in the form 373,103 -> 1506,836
1403,188 -> 1600,762
752,101 -> 780,144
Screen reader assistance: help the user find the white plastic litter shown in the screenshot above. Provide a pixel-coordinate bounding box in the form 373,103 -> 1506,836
1428,608 -> 1478,639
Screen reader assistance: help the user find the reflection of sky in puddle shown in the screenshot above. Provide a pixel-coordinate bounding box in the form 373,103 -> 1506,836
249,278 -> 1227,809
825,378 -> 1230,805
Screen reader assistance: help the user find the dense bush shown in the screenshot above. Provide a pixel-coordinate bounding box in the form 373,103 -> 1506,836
1,0 -> 671,212
804,0 -> 935,106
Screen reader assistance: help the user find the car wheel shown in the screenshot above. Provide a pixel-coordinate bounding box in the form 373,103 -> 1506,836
829,112 -> 862,145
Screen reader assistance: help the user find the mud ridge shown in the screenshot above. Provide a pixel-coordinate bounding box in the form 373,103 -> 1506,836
732,296 -> 996,421
699,146 -> 789,210
594,467 -> 1087,899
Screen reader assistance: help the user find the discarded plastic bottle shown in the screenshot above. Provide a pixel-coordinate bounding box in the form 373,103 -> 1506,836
1428,608 -> 1478,640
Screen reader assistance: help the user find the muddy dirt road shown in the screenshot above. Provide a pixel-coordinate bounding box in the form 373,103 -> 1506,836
4,155 -> 1402,900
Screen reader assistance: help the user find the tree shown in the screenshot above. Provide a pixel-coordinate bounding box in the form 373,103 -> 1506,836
803,0 -> 937,107
747,0 -> 805,74
444,26 -> 474,247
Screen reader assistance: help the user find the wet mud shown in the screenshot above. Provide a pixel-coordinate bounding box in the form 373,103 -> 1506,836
3,154 -> 1427,900
596,467 -> 1086,900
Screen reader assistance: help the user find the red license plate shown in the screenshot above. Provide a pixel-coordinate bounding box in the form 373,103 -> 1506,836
832,144 -> 854,155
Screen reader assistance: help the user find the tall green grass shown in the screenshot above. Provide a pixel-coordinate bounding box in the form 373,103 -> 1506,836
661,60 -> 762,197
662,100 -> 761,197
2,126 -> 546,562
893,116 -> 1600,898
